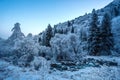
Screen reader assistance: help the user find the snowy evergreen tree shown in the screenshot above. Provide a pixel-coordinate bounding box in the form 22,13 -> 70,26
40,24 -> 53,47
41,31 -> 47,46
8,23 -> 25,41
100,13 -> 114,55
7,23 -> 25,45
46,24 -> 53,47
88,9 -> 101,56
67,21 -> 71,27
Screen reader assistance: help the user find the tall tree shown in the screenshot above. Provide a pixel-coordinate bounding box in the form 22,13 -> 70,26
100,13 -> 114,55
88,9 -> 101,56
41,31 -> 47,46
7,23 -> 25,44
45,24 -> 53,47
67,21 -> 71,27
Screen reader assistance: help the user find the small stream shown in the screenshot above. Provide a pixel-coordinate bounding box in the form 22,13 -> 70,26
50,58 -> 118,71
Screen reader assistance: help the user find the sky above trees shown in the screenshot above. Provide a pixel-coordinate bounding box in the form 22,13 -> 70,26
0,0 -> 113,39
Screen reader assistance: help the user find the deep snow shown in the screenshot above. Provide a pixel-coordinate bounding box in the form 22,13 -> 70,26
0,56 -> 120,80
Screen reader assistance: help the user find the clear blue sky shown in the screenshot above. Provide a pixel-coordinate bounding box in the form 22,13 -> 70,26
0,0 -> 113,39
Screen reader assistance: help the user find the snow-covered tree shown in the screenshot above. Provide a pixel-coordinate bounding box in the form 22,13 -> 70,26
67,21 -> 71,27
40,24 -> 53,47
12,36 -> 39,67
50,33 -> 81,61
7,23 -> 25,44
88,9 -> 101,56
100,13 -> 114,55
112,16 -> 120,54
45,24 -> 53,47
40,31 -> 47,46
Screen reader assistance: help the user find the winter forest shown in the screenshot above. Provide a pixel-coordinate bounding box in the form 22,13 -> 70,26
0,0 -> 120,80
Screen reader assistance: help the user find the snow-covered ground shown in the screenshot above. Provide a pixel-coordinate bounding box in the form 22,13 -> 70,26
0,56 -> 120,80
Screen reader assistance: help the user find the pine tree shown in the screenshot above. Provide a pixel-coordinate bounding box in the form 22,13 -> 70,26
100,13 -> 114,55
45,24 -> 53,47
41,32 -> 47,46
67,21 -> 71,27
88,9 -> 101,56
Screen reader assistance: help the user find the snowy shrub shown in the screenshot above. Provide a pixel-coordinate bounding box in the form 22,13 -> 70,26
17,53 -> 34,67
14,35 -> 39,55
12,36 -> 39,67
32,57 -> 42,70
50,33 -> 82,61
31,56 -> 50,71
38,46 -> 52,60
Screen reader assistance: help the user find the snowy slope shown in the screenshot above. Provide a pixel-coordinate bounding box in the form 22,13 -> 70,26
53,0 -> 120,36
